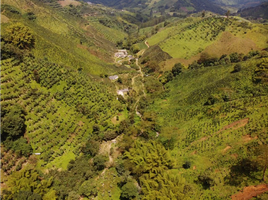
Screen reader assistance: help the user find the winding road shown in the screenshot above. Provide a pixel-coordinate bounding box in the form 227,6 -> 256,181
131,41 -> 149,119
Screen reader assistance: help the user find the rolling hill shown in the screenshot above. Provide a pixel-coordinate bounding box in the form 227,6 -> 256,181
144,15 -> 268,69
237,2 -> 268,19
85,0 -> 226,15
211,0 -> 266,7
1,0 -> 268,199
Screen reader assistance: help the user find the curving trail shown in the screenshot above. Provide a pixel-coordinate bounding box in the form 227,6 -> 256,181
231,184 -> 268,200
131,41 -> 149,119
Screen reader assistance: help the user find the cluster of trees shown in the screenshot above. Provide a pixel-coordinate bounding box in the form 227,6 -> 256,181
2,168 -> 56,200
123,140 -> 190,199
116,34 -> 146,53
1,104 -> 32,157
159,63 -> 183,85
189,50 -> 261,69
1,23 -> 35,60
3,23 -> 35,50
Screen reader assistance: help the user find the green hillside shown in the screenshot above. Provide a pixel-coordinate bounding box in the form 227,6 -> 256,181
1,0 -> 268,199
86,0 -> 226,15
237,2 -> 268,20
145,15 -> 268,70
139,55 -> 268,199
211,0 -> 266,6
1,0 -> 133,75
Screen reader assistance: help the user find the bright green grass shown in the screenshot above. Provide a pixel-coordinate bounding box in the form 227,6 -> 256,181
89,20 -> 127,43
158,18 -> 229,58
47,151 -> 76,170
146,18 -> 200,46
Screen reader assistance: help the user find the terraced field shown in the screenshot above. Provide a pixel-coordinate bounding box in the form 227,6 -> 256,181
1,58 -> 121,170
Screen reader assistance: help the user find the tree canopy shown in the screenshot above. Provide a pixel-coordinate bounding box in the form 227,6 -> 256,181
3,23 -> 35,50
1,104 -> 26,141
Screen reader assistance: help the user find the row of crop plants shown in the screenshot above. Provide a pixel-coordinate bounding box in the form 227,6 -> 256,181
1,57 -> 120,170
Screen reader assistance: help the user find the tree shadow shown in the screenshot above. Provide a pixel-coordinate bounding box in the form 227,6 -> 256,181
224,158 -> 260,186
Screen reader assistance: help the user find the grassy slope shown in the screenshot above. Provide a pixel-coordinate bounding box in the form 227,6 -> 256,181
1,58 -> 122,171
146,16 -> 268,69
1,0 -> 129,75
145,56 -> 268,198
0,0 -> 132,172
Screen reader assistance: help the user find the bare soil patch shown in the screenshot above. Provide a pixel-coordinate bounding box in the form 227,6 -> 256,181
77,44 -> 88,50
78,121 -> 84,126
204,31 -> 259,57
216,118 -> 249,135
231,153 -> 238,159
223,145 -> 232,153
191,150 -> 197,155
242,135 -> 258,142
58,0 -> 81,7
1,14 -> 9,23
231,184 -> 268,200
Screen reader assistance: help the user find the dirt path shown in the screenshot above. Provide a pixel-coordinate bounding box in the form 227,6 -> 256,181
231,184 -> 268,200
145,40 -> 150,48
114,41 -> 147,119
131,43 -> 147,119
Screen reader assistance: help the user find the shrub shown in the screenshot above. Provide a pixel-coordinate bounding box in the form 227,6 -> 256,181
172,63 -> 183,76
93,155 -> 108,170
230,52 -> 240,63
120,181 -> 139,200
3,23 -> 35,50
1,104 -> 26,141
189,61 -> 200,69
233,64 -> 242,73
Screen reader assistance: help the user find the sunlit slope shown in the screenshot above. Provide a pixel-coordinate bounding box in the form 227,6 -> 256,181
146,17 -> 268,66
1,0 -> 124,75
1,58 -> 121,170
145,57 -> 268,198
87,0 -> 226,14
148,17 -> 231,59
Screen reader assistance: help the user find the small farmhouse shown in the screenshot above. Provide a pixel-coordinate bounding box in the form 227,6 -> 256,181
117,88 -> 129,97
109,75 -> 119,81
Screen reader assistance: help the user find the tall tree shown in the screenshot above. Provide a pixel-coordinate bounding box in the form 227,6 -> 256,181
226,10 -> 230,19
255,145 -> 268,181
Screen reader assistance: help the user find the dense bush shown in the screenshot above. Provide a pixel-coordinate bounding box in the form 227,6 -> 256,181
1,104 -> 26,141
3,23 -> 35,50
233,63 -> 242,73
172,63 -> 183,76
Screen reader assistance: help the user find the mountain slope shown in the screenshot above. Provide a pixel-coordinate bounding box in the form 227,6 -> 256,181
210,0 -> 266,7
237,2 -> 268,19
1,0 -> 134,75
85,0 -> 226,15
